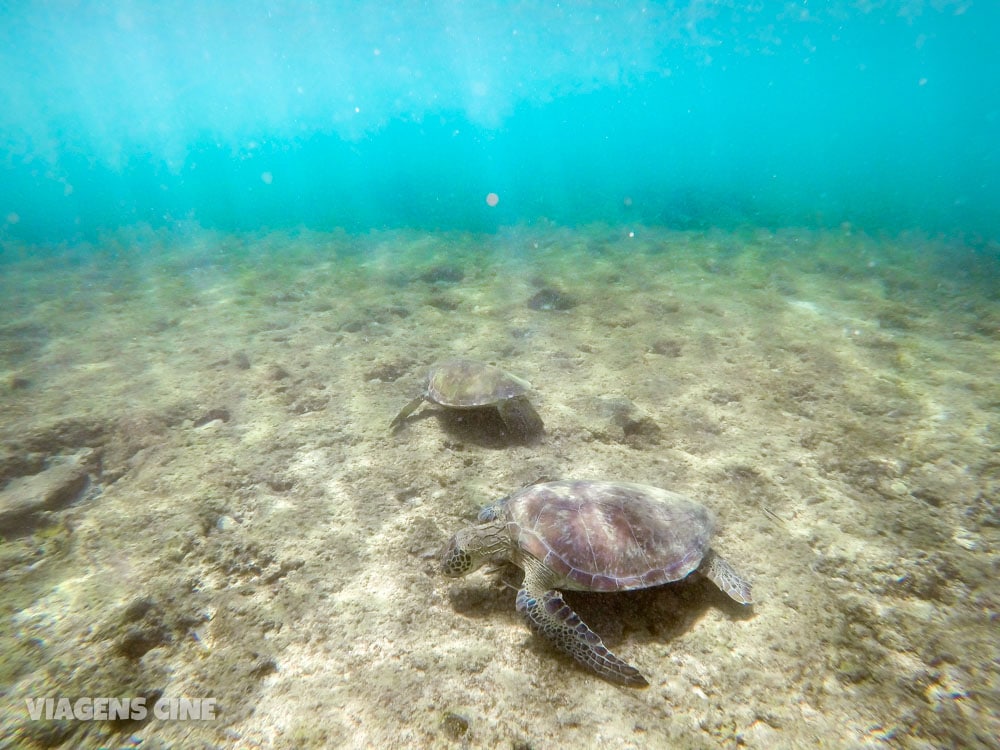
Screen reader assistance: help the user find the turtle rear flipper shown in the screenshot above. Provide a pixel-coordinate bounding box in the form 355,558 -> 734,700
701,549 -> 753,605
516,586 -> 648,687
496,397 -> 544,437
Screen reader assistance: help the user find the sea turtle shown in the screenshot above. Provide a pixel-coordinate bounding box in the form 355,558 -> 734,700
441,480 -> 753,686
389,359 -> 543,437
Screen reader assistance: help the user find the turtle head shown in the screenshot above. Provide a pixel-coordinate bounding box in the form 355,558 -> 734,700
441,522 -> 508,578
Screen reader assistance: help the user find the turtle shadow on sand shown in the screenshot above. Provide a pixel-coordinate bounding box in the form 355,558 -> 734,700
601,577 -> 756,644
450,571 -> 721,629
448,569 -> 748,683
524,588 -> 704,667
434,407 -> 542,448
395,406 -> 540,448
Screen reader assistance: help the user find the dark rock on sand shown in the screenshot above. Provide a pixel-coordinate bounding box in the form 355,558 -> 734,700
528,287 -> 577,311
0,449 -> 96,532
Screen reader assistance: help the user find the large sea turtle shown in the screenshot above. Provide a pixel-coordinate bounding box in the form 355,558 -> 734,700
390,359 -> 543,437
442,480 -> 753,686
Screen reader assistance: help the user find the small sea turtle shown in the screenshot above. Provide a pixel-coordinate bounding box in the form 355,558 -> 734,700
442,480 -> 753,686
390,359 -> 543,437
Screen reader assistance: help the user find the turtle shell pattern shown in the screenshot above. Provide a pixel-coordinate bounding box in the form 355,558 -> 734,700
426,359 -> 531,408
502,480 -> 715,592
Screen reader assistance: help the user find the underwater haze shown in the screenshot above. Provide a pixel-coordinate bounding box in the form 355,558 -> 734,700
1,0 -> 998,241
2,3 -> 1000,750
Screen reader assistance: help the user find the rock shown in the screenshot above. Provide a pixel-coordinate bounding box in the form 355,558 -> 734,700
418,265 -> 464,284
193,408 -> 232,428
528,287 -> 577,311
584,394 -> 662,447
0,449 -> 95,532
441,710 -> 471,739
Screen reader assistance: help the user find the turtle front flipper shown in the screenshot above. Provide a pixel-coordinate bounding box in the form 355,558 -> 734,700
516,586 -> 648,687
496,397 -> 544,438
701,549 -> 753,605
390,396 -> 427,430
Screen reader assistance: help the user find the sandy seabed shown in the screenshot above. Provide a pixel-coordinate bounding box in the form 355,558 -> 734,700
0,223 -> 997,749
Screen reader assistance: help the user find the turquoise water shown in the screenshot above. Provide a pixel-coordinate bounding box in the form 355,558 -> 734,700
1,1 -> 998,243
2,4 -> 1000,749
